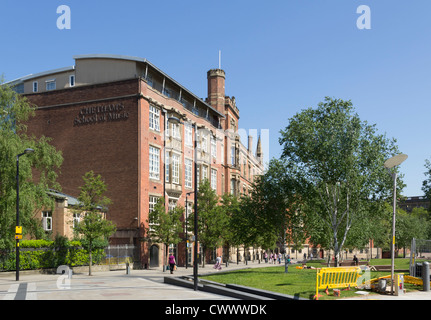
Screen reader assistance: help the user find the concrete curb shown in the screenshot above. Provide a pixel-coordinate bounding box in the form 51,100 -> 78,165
226,283 -> 308,300
163,276 -> 310,300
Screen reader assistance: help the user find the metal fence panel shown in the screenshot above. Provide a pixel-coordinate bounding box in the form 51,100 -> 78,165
100,245 -> 139,265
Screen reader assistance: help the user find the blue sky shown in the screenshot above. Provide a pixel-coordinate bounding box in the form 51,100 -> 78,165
1,0 -> 430,196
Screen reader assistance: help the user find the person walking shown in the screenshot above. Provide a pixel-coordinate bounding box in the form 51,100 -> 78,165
169,254 -> 176,274
213,256 -> 222,271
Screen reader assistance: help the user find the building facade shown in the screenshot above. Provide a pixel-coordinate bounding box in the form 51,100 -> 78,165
11,54 -> 264,268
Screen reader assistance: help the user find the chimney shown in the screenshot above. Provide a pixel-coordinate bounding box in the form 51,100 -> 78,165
207,69 -> 225,113
256,135 -> 263,164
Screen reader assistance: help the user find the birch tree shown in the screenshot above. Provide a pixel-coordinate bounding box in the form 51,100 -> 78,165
279,97 -> 401,265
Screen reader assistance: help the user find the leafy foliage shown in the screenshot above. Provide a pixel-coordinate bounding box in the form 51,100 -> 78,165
278,97 -> 401,261
73,171 -> 116,275
422,159 -> 431,211
0,79 -> 63,250
146,196 -> 184,267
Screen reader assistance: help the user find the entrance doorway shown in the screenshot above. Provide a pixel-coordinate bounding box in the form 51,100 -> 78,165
150,245 -> 159,268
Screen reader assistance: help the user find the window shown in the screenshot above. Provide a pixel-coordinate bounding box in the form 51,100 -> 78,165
42,211 -> 52,231
211,169 -> 217,191
146,74 -> 153,87
211,136 -> 217,158
172,153 -> 180,184
202,134 -> 208,153
149,196 -> 159,213
168,199 -> 177,212
196,130 -> 201,149
185,123 -> 193,147
32,81 -> 38,93
202,165 -> 208,182
73,213 -> 81,229
149,196 -> 159,230
163,87 -> 171,98
171,122 -> 181,140
169,244 -> 177,258
185,158 -> 193,188
220,143 -> 224,165
231,146 -> 236,166
13,83 -> 24,94
46,79 -> 56,91
231,179 -> 236,195
69,75 -> 75,87
165,152 -> 170,182
149,105 -> 160,131
197,166 -> 200,188
149,146 -> 160,179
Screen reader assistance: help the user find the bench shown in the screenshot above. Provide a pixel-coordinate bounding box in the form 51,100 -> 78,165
370,265 -> 409,272
321,260 -> 368,267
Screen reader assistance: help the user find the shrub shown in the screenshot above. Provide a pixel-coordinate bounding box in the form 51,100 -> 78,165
0,239 -> 106,271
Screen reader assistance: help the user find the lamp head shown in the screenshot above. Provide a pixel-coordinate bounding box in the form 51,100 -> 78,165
384,154 -> 408,169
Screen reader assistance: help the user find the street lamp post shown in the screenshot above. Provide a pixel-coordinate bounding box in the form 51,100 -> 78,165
166,116 -> 198,290
16,148 -> 34,281
384,153 -> 408,295
193,123 -> 199,291
185,191 -> 194,269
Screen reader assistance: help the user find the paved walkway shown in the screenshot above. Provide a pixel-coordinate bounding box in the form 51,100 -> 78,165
0,261 -> 277,300
2,260 -> 431,300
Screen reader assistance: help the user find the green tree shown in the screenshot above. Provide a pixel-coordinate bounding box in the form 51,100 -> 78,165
244,158 -> 305,256
146,197 -> 183,271
188,179 -> 224,267
397,208 -> 429,257
73,171 -> 116,275
422,158 -> 431,212
0,79 -> 63,250
279,97 -> 401,265
219,193 -> 240,263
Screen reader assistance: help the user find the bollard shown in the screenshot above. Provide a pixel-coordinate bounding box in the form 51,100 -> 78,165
423,261 -> 430,292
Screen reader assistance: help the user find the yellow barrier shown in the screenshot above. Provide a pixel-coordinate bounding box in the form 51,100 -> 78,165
365,275 -> 424,286
315,267 -> 361,300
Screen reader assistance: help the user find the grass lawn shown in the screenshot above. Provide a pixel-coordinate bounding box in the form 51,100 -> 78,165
201,258 -> 425,300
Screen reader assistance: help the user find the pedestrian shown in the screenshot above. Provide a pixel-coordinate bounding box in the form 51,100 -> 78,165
303,253 -> 307,261
353,255 -> 358,266
264,251 -> 268,263
213,256 -> 222,271
169,254 -> 176,274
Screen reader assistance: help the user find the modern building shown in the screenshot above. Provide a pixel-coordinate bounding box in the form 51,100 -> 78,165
399,196 -> 430,213
9,54 -> 265,268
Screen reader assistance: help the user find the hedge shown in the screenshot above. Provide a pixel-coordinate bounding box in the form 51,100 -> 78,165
0,240 -> 105,271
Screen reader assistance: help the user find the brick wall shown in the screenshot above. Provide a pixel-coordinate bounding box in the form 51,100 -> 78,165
25,79 -> 140,234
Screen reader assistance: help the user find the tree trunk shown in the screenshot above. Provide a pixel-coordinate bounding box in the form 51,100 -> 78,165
164,243 -> 168,272
202,246 -> 206,268
89,242 -> 93,276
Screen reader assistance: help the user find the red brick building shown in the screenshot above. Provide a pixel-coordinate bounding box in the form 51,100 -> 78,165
10,54 -> 264,268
